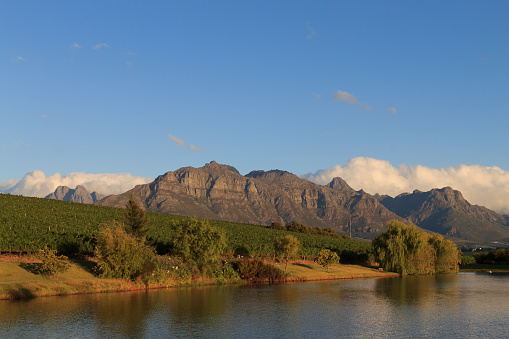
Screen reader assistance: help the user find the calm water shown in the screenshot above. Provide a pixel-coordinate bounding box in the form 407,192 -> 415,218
1,273 -> 508,338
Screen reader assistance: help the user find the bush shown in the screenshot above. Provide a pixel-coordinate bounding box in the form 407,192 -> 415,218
473,249 -> 509,265
460,254 -> 476,265
151,255 -> 197,283
270,221 -> 286,230
232,259 -> 286,282
94,221 -> 156,280
173,218 -> 227,272
37,249 -> 71,276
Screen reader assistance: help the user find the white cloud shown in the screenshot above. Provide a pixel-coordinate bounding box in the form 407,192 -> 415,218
93,43 -> 110,50
388,107 -> 397,114
0,179 -> 20,191
169,134 -> 184,146
16,56 -> 26,61
189,145 -> 205,151
0,171 -> 153,198
71,42 -> 81,49
303,157 -> 509,214
332,90 -> 372,110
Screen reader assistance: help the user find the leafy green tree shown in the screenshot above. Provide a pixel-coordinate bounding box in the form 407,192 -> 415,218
373,220 -> 459,275
274,235 -> 300,272
373,220 -> 429,275
173,218 -> 227,272
315,249 -> 340,272
95,221 -> 155,280
428,233 -> 460,273
123,194 -> 150,241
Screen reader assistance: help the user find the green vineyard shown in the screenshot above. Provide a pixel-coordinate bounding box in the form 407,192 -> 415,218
0,193 -> 371,260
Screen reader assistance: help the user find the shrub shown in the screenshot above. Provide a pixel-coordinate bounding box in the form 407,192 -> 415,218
232,259 -> 286,282
151,255 -> 197,283
460,254 -> 476,265
94,221 -> 156,280
270,221 -> 286,230
37,249 -> 71,276
172,218 -> 227,272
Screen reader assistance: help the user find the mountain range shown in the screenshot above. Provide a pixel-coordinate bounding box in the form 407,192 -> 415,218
45,185 -> 104,204
47,161 -> 509,244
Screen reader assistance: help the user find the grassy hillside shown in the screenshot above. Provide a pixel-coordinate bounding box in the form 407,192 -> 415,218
0,194 -> 371,260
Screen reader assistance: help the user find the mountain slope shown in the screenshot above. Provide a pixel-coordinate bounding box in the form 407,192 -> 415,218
379,187 -> 509,243
96,161 -> 401,237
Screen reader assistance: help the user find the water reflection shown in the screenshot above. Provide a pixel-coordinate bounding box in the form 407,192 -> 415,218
2,274 -> 509,338
375,274 -> 460,306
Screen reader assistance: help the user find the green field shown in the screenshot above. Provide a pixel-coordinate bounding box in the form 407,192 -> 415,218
0,193 -> 372,260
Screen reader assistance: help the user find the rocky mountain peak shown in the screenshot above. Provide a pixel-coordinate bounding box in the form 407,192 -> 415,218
203,161 -> 240,175
45,185 -> 104,204
328,177 -> 354,192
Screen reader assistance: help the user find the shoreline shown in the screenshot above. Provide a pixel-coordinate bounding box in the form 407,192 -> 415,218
0,258 -> 398,300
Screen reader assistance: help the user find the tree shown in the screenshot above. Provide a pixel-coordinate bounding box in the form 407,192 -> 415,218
173,218 -> 227,272
315,249 -> 340,272
428,233 -> 460,273
123,194 -> 150,241
270,221 -> 286,230
95,221 -> 156,280
274,235 -> 300,272
373,220 -> 459,275
286,222 -> 309,234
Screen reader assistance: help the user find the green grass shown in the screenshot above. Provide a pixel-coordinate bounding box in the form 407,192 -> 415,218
0,260 -> 178,300
0,258 -> 395,300
285,261 -> 398,280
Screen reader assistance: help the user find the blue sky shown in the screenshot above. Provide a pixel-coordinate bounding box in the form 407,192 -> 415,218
2,1 -> 509,202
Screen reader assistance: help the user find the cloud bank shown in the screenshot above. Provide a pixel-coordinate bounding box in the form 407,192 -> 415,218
303,157 -> 509,214
0,171 -> 153,198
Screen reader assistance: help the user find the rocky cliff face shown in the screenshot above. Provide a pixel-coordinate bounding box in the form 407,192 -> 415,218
96,161 -> 402,237
45,185 -> 104,204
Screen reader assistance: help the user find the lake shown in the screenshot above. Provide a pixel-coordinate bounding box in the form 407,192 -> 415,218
1,273 -> 508,338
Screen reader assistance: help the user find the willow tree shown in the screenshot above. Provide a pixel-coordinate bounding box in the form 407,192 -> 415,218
428,233 -> 460,273
373,220 -> 459,275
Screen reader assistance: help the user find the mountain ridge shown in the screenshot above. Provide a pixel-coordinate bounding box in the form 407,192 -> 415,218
96,161 -> 401,237
45,185 -> 104,204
